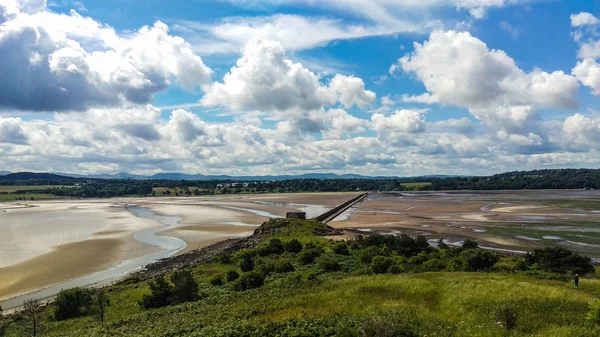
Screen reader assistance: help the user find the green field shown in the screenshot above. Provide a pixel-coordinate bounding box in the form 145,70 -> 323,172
401,182 -> 432,190
2,219 -> 599,337
0,193 -> 58,201
0,185 -> 79,193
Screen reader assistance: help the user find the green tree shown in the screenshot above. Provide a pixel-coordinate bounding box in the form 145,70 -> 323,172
23,298 -> 40,336
140,276 -> 173,309
171,270 -> 199,304
54,288 -> 94,321
333,241 -> 350,255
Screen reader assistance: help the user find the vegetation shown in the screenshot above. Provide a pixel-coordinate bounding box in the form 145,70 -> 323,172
1,219 -> 599,336
2,169 -> 600,201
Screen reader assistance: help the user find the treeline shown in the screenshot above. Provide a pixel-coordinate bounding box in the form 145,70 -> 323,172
431,169 -> 600,190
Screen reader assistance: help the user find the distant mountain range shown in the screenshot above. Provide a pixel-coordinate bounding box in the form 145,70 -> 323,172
0,171 -> 460,181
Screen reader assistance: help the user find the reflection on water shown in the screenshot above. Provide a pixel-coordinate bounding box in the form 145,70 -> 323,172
1,206 -> 186,310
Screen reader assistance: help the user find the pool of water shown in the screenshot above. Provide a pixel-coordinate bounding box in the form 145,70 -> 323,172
0,206 -> 186,310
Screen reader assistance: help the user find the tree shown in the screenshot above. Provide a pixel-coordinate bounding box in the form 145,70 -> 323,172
333,241 -> 350,255
54,287 -> 94,321
462,239 -> 479,250
171,270 -> 199,304
95,289 -> 110,325
140,276 -> 173,309
525,247 -> 595,275
23,298 -> 40,336
437,238 -> 449,249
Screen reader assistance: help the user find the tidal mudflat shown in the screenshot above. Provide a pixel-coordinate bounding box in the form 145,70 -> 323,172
332,190 -> 600,259
0,193 -> 357,307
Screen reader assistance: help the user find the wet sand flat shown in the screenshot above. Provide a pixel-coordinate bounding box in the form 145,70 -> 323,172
0,193 -> 353,302
331,191 -> 600,255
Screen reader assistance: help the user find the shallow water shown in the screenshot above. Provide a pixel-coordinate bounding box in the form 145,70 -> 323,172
0,206 -> 186,310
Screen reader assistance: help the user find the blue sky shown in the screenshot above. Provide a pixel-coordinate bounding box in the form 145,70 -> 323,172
1,0 -> 600,176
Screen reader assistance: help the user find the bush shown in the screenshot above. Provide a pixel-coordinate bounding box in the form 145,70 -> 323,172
421,258 -> 446,272
285,239 -> 303,253
256,260 -> 276,276
237,271 -> 265,291
274,260 -> 295,273
359,246 -> 380,264
389,263 -> 405,274
458,249 -> 499,271
140,276 -> 173,309
171,270 -> 200,304
371,256 -> 392,274
54,287 -> 94,321
525,247 -> 595,275
299,248 -> 322,265
333,241 -> 350,255
226,270 -> 240,282
492,257 -> 527,273
210,275 -> 225,286
258,238 -> 285,256
317,255 -> 341,272
519,270 -> 571,282
407,252 -> 430,265
240,251 -> 255,272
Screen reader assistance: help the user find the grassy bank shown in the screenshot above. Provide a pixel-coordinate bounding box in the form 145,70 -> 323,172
2,219 -> 599,337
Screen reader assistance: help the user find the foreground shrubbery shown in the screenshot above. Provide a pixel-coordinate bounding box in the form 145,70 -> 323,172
2,219 -> 598,337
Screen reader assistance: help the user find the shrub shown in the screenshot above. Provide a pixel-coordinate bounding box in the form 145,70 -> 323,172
237,271 -> 265,291
140,276 -> 173,309
389,263 -> 405,274
226,270 -> 240,282
495,304 -> 518,332
261,238 -> 285,256
407,252 -> 430,265
525,247 -> 595,275
299,248 -> 322,265
210,275 -> 225,286
256,260 -> 276,276
359,246 -> 380,263
54,287 -> 94,321
171,270 -> 200,304
317,255 -> 341,272
421,258 -> 446,272
274,260 -> 295,273
240,251 -> 255,272
458,249 -> 499,271
333,241 -> 350,255
285,239 -> 303,253
371,256 -> 392,274
446,258 -> 467,272
462,239 -> 479,250
437,238 -> 449,249
492,257 -> 527,273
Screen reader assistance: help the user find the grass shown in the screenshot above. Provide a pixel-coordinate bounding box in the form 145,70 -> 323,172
537,199 -> 600,211
401,182 -> 432,190
0,193 -> 58,201
4,218 -> 600,337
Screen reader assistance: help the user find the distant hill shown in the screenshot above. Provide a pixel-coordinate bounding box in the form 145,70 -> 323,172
0,171 -> 465,181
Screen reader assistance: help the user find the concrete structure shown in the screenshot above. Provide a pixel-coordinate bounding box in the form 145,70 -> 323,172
286,212 -> 307,219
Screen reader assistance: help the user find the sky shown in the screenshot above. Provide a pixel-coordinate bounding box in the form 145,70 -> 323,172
1,0 -> 600,176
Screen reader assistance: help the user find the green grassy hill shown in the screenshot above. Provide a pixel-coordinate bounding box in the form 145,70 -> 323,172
2,219 -> 599,337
